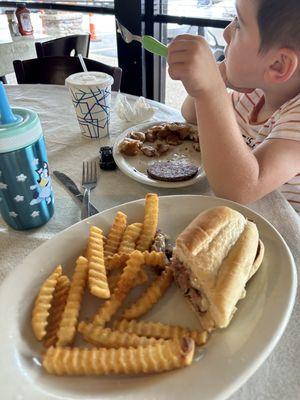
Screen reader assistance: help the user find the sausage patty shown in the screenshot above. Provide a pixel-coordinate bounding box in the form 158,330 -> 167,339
147,160 -> 199,182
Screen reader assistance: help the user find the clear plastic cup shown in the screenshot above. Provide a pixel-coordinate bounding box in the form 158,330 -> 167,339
65,71 -> 114,139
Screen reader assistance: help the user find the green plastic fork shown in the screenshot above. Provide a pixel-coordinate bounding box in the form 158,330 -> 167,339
116,19 -> 168,58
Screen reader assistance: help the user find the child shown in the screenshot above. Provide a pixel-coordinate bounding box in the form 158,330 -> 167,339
167,0 -> 300,213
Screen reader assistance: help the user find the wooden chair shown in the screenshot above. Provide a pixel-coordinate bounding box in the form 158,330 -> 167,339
13,56 -> 122,91
35,34 -> 90,58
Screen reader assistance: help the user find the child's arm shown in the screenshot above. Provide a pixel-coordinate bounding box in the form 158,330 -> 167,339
181,61 -> 253,124
181,62 -> 225,124
193,86 -> 300,203
168,35 -> 300,204
181,95 -> 197,124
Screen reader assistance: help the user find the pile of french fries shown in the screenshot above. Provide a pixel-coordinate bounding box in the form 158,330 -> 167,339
31,193 -> 208,376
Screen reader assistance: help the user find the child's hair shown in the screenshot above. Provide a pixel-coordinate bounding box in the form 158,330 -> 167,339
257,0 -> 300,52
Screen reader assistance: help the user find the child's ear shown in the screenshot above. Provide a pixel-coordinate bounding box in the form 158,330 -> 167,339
264,48 -> 298,84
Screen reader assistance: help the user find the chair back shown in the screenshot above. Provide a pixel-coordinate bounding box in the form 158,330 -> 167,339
35,34 -> 90,58
13,56 -> 122,91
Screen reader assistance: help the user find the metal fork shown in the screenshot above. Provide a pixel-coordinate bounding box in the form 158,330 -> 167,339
81,160 -> 97,220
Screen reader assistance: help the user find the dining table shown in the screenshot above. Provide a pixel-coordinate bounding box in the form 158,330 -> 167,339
1,84 -> 300,400
0,34 -> 54,78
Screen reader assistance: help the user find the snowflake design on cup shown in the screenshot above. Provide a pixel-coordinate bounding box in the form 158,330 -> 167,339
0,182 -> 8,189
14,195 -> 24,202
16,174 -> 27,182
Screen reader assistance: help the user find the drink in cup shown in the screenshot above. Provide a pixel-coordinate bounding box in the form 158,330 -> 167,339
0,83 -> 54,230
65,71 -> 114,139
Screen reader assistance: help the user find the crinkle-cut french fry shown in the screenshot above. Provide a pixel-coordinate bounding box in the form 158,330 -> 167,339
105,253 -> 130,271
87,226 -> 110,299
144,250 -> 167,267
104,211 -> 127,258
87,233 -> 107,253
122,267 -> 173,319
136,193 -> 159,252
78,321 -> 164,348
106,251 -> 165,271
56,256 -> 88,346
108,268 -> 148,292
43,275 -> 70,348
43,338 -> 195,375
92,251 -> 145,326
86,233 -> 103,259
118,222 -> 143,254
84,233 -> 108,259
31,265 -> 62,341
114,250 -> 145,294
92,289 -> 125,327
134,269 -> 148,286
107,271 -> 122,291
114,319 -> 208,346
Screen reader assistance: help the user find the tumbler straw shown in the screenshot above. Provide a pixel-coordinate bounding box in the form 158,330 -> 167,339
0,82 -> 17,125
78,54 -> 88,72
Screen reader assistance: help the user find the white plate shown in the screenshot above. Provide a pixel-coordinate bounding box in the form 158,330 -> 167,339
113,121 -> 205,188
0,195 -> 297,400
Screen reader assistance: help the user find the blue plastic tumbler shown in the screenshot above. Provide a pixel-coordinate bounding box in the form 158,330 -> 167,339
0,83 -> 54,230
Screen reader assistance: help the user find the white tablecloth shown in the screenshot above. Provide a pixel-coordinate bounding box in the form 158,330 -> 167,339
1,84 -> 300,400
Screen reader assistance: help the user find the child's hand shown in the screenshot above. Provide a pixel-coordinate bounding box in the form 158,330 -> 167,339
167,34 -> 224,98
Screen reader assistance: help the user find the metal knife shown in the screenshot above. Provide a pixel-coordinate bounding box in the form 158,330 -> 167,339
53,170 -> 99,215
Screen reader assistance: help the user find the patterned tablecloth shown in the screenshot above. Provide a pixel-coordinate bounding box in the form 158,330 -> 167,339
1,84 -> 300,400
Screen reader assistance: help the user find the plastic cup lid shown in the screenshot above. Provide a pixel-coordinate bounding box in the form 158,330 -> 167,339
0,107 -> 42,153
65,71 -> 114,88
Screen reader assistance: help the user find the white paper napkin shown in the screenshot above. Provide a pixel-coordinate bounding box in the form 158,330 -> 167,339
114,94 -> 157,123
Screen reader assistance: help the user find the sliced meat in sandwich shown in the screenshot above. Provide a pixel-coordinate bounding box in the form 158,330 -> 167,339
171,206 -> 264,332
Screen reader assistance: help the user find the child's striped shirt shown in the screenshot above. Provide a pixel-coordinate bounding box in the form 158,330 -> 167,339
232,89 -> 300,214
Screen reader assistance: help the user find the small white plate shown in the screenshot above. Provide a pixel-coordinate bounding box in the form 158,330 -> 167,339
0,195 -> 297,400
113,121 -> 205,188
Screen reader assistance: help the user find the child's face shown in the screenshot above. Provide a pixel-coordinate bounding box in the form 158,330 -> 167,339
223,0 -> 266,89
